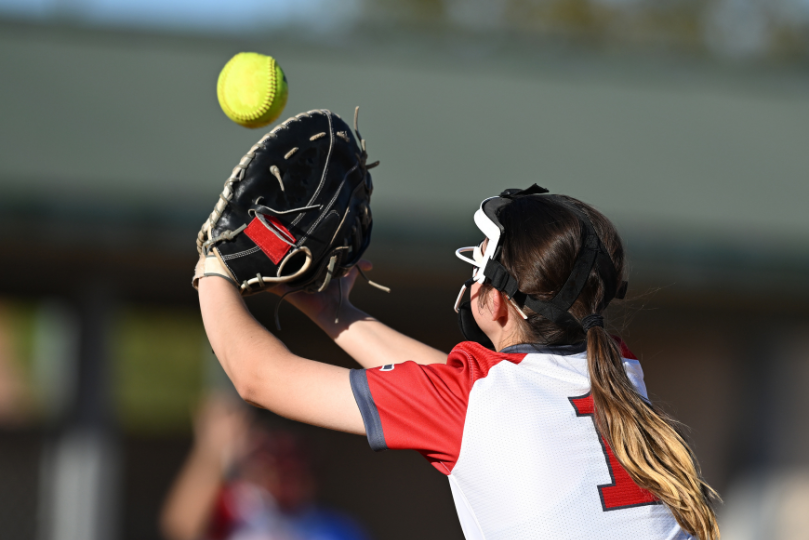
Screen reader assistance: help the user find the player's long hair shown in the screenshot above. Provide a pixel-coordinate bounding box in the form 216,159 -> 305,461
481,195 -> 720,540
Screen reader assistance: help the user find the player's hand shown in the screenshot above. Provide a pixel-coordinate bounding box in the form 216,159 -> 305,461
192,393 -> 251,470
270,259 -> 372,323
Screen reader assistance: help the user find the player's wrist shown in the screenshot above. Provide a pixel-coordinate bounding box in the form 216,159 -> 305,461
316,302 -> 362,334
193,253 -> 238,290
282,289 -> 345,320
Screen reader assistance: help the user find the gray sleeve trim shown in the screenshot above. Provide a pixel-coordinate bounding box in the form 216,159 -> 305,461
349,369 -> 387,452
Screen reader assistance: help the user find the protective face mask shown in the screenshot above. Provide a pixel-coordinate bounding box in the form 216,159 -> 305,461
452,184 -> 628,348
454,244 -> 495,349
454,243 -> 485,281
454,278 -> 495,350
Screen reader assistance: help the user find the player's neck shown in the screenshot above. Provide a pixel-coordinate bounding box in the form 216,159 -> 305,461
489,316 -> 526,352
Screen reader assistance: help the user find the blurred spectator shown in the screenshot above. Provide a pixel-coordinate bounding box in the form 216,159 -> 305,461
161,393 -> 370,540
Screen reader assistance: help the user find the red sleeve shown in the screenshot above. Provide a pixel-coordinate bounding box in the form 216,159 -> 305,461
349,342 -> 526,474
205,484 -> 236,540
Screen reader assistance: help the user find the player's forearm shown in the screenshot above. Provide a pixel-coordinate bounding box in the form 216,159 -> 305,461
310,303 -> 448,368
198,278 -> 365,434
199,277 -> 290,402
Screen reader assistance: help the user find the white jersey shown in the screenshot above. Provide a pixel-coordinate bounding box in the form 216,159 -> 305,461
350,341 -> 691,540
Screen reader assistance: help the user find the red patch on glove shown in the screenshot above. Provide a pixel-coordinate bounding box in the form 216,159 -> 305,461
244,214 -> 296,264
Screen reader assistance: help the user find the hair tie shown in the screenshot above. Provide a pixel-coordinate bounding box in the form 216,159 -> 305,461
581,314 -> 604,332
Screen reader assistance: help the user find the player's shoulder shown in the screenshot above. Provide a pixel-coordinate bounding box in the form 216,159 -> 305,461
612,335 -> 638,359
446,341 -> 529,372
608,336 -> 649,399
431,338 -> 643,390
369,342 -> 530,404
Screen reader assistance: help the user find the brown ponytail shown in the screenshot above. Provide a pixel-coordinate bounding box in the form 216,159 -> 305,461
587,326 -> 719,540
484,195 -> 720,539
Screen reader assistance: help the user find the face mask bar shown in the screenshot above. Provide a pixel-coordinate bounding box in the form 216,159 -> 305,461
454,184 -> 628,347
453,278 -> 495,349
453,269 -> 529,320
453,278 -> 474,313
454,245 -> 485,280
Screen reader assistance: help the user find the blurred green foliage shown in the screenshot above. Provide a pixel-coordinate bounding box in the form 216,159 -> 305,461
365,0 -> 809,60
115,307 -> 206,434
0,302 -> 38,418
0,300 -> 208,433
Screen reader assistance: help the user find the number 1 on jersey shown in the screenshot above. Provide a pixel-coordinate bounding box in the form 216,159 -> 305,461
569,393 -> 659,511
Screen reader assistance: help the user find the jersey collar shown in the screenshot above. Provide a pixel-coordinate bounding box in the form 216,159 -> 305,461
500,342 -> 587,356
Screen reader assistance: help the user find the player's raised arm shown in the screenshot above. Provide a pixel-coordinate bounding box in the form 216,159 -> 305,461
199,276 -> 364,435
193,106 -> 444,369
276,261 -> 448,369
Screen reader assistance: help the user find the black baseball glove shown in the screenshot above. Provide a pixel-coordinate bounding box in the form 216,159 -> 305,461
194,108 -> 379,296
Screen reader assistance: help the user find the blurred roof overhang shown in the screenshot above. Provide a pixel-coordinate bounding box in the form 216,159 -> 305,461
2,19 -> 808,308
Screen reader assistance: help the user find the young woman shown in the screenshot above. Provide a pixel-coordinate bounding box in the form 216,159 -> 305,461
197,185 -> 719,540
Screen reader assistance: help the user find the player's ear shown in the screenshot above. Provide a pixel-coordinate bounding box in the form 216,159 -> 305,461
488,290 -> 510,323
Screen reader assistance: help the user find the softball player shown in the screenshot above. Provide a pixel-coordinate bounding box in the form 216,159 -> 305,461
197,185 -> 719,540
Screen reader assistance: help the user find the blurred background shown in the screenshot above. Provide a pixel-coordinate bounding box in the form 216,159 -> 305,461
1,0 -> 809,539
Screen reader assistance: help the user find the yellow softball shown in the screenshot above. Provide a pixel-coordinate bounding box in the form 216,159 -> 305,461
217,52 -> 289,129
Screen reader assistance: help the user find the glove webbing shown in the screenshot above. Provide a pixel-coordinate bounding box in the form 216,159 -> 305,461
197,110 -> 332,255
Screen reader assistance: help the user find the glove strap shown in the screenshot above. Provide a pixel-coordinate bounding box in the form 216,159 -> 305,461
192,252 -> 238,289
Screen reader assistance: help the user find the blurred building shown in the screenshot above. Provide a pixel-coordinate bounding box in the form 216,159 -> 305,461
1,2 -> 808,539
